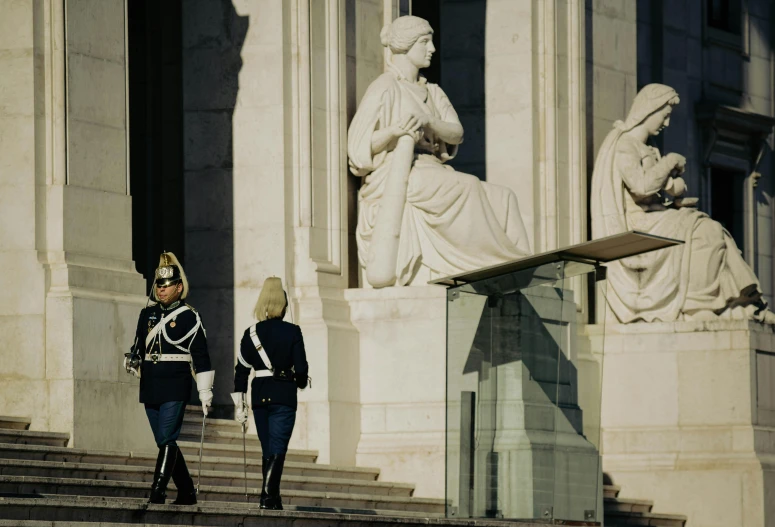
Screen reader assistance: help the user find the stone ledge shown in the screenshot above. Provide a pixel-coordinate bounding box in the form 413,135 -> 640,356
176,440 -> 318,463
0,475 -> 444,513
0,458 -> 414,496
0,430 -> 69,447
585,319 -> 774,335
0,442 -> 378,480
0,416 -> 31,430
0,496 -> 557,526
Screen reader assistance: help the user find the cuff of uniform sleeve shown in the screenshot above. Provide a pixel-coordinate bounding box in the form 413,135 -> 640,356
195,370 -> 215,391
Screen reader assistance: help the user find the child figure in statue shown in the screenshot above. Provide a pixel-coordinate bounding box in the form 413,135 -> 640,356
348,16 -> 531,288
591,83 -> 774,324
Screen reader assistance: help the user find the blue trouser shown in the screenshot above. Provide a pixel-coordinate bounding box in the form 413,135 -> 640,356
253,405 -> 296,455
145,401 -> 187,447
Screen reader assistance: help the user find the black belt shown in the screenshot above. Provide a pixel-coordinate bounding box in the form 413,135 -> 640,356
274,369 -> 295,381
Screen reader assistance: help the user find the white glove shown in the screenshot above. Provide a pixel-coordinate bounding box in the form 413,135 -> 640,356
195,370 -> 215,416
230,392 -> 248,425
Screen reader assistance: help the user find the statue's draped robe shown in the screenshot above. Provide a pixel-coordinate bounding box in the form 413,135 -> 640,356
348,72 -> 530,285
591,131 -> 759,322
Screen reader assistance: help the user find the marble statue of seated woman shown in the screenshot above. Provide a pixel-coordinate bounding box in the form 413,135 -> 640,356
347,15 -> 531,288
591,83 -> 774,324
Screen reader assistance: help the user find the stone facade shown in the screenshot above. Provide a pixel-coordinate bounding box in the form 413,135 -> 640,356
0,0 -> 149,452
1,1 -> 774,525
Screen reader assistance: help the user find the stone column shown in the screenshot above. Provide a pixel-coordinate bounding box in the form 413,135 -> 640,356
0,0 -> 150,451
0,0 -> 49,431
484,1 -> 588,315
290,0 -> 361,466
182,0 -> 360,466
585,0 -> 636,323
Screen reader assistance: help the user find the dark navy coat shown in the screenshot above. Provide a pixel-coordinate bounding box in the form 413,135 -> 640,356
132,301 -> 212,404
234,318 -> 309,410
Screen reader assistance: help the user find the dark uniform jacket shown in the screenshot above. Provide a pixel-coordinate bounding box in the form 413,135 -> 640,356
234,318 -> 309,410
132,300 -> 212,404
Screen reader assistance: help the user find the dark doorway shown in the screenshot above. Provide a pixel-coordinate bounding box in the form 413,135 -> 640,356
411,0 -> 441,85
128,0 -> 185,288
709,167 -> 746,252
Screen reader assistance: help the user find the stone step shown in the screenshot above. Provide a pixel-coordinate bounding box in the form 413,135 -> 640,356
0,458 -> 412,497
0,416 -> 31,430
177,440 -> 318,463
0,475 -> 445,514
0,443 -> 378,481
0,429 -> 69,447
182,413 -> 241,434
604,511 -> 687,527
603,497 -> 653,514
178,424 -> 264,446
0,495 -> 553,527
4,494 -> 438,519
604,484 -> 621,499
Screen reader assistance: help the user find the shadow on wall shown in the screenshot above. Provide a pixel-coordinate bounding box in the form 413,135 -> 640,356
128,0 -> 186,285
181,0 -> 248,406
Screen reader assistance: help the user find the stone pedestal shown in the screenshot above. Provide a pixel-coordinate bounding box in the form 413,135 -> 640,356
345,286 -> 447,499
586,320 -> 775,527
346,284 -> 602,518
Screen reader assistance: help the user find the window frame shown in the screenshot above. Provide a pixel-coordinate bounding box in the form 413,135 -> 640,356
702,0 -> 751,57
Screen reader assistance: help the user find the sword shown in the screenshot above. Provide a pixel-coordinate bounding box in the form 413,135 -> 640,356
242,420 -> 249,502
196,412 -> 206,494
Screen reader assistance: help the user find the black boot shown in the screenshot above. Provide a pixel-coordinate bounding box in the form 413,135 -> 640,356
148,444 -> 178,504
148,447 -> 164,500
171,451 -> 197,505
260,453 -> 286,511
259,456 -> 270,508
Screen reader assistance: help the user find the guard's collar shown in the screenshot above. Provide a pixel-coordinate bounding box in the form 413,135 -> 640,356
160,300 -> 182,312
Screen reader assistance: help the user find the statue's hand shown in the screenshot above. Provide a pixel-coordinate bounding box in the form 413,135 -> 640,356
664,176 -> 687,197
400,112 -> 432,132
397,113 -> 434,143
665,152 -> 686,174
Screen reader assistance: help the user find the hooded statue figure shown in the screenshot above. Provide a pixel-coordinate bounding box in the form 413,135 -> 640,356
591,83 -> 773,324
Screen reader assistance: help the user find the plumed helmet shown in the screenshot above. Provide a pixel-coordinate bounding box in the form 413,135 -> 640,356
153,251 -> 189,300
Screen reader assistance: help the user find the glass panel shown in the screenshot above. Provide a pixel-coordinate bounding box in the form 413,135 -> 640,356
446,261 -> 605,523
550,267 -> 605,524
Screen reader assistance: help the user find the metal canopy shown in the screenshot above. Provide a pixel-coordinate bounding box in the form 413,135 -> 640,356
429,231 -> 683,286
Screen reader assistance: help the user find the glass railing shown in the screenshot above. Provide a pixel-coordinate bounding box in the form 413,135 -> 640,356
445,260 -> 606,523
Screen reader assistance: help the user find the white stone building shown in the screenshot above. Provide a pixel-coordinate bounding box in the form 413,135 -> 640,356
1,0 -> 774,525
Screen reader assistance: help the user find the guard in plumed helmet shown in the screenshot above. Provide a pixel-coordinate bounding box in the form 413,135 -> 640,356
124,251 -> 214,505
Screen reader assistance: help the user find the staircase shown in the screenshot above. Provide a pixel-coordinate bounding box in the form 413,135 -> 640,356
0,411 -> 508,526
0,413 -> 686,526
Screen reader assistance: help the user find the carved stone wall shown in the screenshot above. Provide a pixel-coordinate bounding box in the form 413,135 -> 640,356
0,0 -> 149,451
